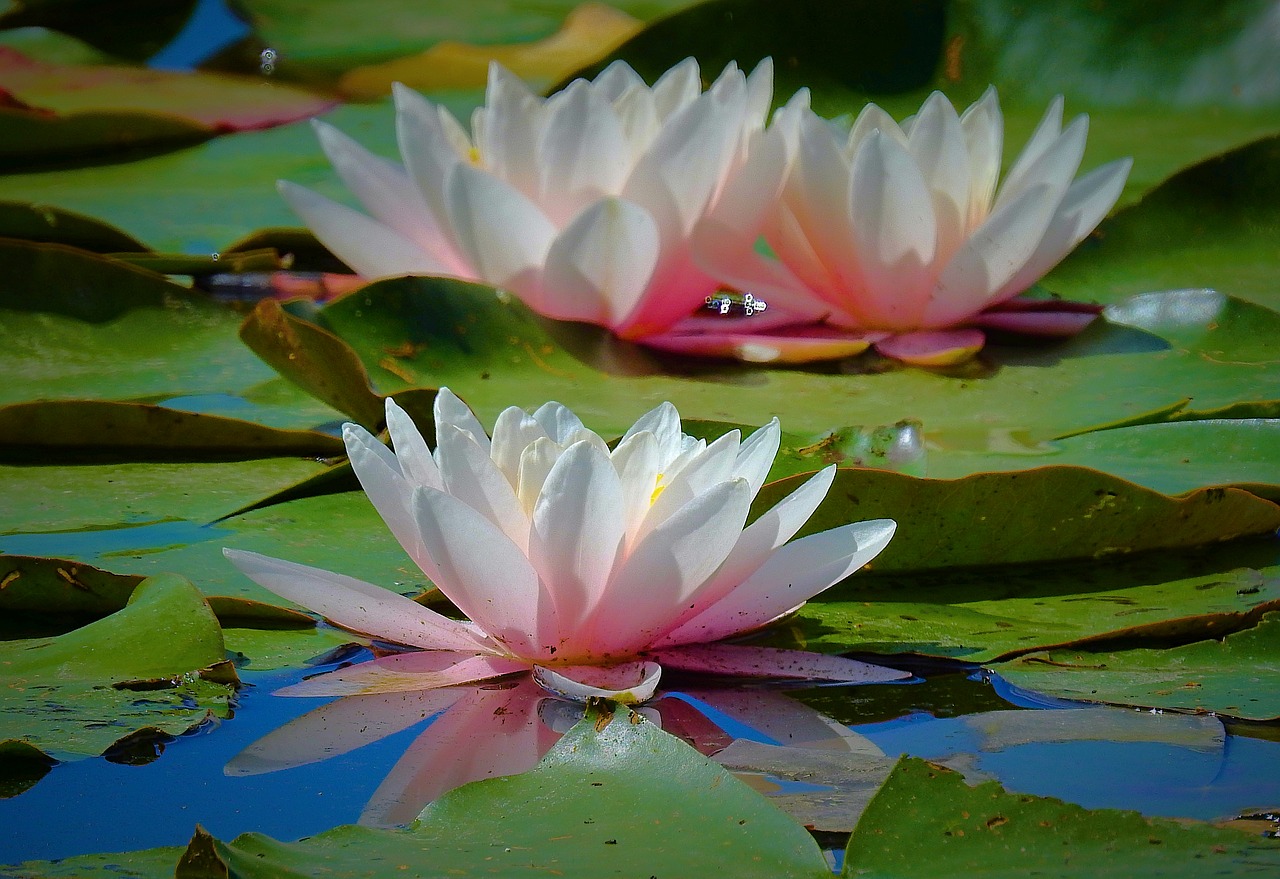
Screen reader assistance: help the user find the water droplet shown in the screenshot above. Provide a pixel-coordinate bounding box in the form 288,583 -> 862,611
260,48 -> 278,76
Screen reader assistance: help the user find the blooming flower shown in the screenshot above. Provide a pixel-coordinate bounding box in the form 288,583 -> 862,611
659,88 -> 1133,366
225,390 -> 902,701
280,57 -> 792,342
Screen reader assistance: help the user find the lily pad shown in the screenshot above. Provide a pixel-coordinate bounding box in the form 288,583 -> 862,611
0,554 -> 142,620
999,612 -> 1280,722
761,467 -> 1280,573
0,0 -> 199,62
928,419 -> 1280,501
758,549 -> 1280,663
843,756 -> 1280,877
0,199 -> 147,252
0,573 -> 235,760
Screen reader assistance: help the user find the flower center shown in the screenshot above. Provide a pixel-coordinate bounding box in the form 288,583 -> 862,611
650,473 -> 666,505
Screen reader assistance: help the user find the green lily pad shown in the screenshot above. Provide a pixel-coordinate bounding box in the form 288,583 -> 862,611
1049,135 -> 1280,313
0,0 -> 199,62
0,555 -> 142,621
760,467 -> 1280,574
180,704 -> 828,879
260,280 -> 1280,460
998,612 -> 1280,722
0,573 -> 236,760
843,756 -> 1280,878
0,400 -> 345,461
758,548 -> 1280,662
926,420 -> 1280,501
0,199 -> 147,252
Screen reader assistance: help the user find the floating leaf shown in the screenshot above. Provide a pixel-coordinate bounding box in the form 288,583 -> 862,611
999,612 -> 1280,722
759,549 -> 1280,662
0,199 -> 147,252
0,555 -> 142,619
338,3 -> 644,97
0,573 -> 235,760
0,0 -> 199,62
761,467 -> 1280,573
843,756 -> 1280,877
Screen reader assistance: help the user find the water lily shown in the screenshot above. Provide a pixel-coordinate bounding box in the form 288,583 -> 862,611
280,57 -> 792,342
225,390 -> 903,702
664,88 -> 1133,366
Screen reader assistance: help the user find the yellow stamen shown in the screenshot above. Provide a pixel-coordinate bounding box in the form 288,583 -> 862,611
650,473 -> 666,505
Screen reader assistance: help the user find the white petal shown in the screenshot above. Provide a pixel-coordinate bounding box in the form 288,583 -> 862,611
906,92 -> 970,263
277,181 -> 448,278
516,436 -> 563,514
343,422 -> 435,578
610,430 -> 662,543
845,102 -> 906,161
276,651 -> 527,697
536,82 -> 630,224
742,57 -> 775,130
411,486 -> 554,658
433,387 -> 490,453
533,661 -> 661,703
435,423 -> 529,551
789,112 -> 860,290
661,519 -> 896,645
620,401 -> 682,459
529,441 -> 626,632
651,56 -> 701,119
490,406 -> 549,490
223,549 -> 486,652
733,418 -> 781,499
587,478 -> 753,654
312,120 -> 459,269
960,86 -> 1003,230
996,114 -> 1088,213
995,96 -> 1070,209
478,63 -> 542,195
592,59 -> 645,101
541,198 -> 660,327
994,156 -> 1132,301
531,400 -> 588,443
848,131 -> 938,323
612,81 -> 660,149
444,163 -> 556,291
391,83 -> 471,268
928,182 -> 1060,324
384,397 -> 442,491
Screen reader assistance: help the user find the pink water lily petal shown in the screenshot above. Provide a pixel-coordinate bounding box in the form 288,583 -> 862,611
642,324 -> 875,364
411,485 -> 554,657
650,644 -> 907,683
662,519 -> 896,646
343,423 -> 438,577
540,197 -> 660,327
906,91 -> 970,262
225,688 -> 467,776
276,651 -> 527,697
588,478 -> 751,655
733,418 -> 781,499
477,63 -> 541,196
973,305 -> 1100,336
532,660 -> 662,703
364,680 -> 552,826
277,181 -> 447,278
995,95 -> 1065,209
490,406 -> 550,489
223,549 -> 487,653
619,400 -> 682,458
610,431 -> 661,544
529,441 -> 626,633
650,56 -> 701,119
874,329 -> 986,366
681,687 -> 887,753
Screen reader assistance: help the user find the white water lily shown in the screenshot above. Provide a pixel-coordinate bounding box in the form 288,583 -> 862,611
281,57 -> 790,341
674,88 -> 1133,365
225,390 -> 902,702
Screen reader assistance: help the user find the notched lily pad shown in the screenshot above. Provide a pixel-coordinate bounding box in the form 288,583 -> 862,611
0,573 -> 236,760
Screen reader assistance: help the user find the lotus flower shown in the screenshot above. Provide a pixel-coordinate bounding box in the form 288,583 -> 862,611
662,88 -> 1133,366
280,57 -> 793,342
225,390 -> 903,702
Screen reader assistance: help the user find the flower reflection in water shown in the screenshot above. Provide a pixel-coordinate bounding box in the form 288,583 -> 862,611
226,674 -> 889,827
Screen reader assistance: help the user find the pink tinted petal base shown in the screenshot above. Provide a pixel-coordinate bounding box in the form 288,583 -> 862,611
642,323 -> 879,364
974,297 -> 1102,336
274,651 -> 528,697
873,329 -> 986,366
648,643 -> 908,683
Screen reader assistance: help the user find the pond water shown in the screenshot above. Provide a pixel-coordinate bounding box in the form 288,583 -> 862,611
4,647 -> 1278,868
